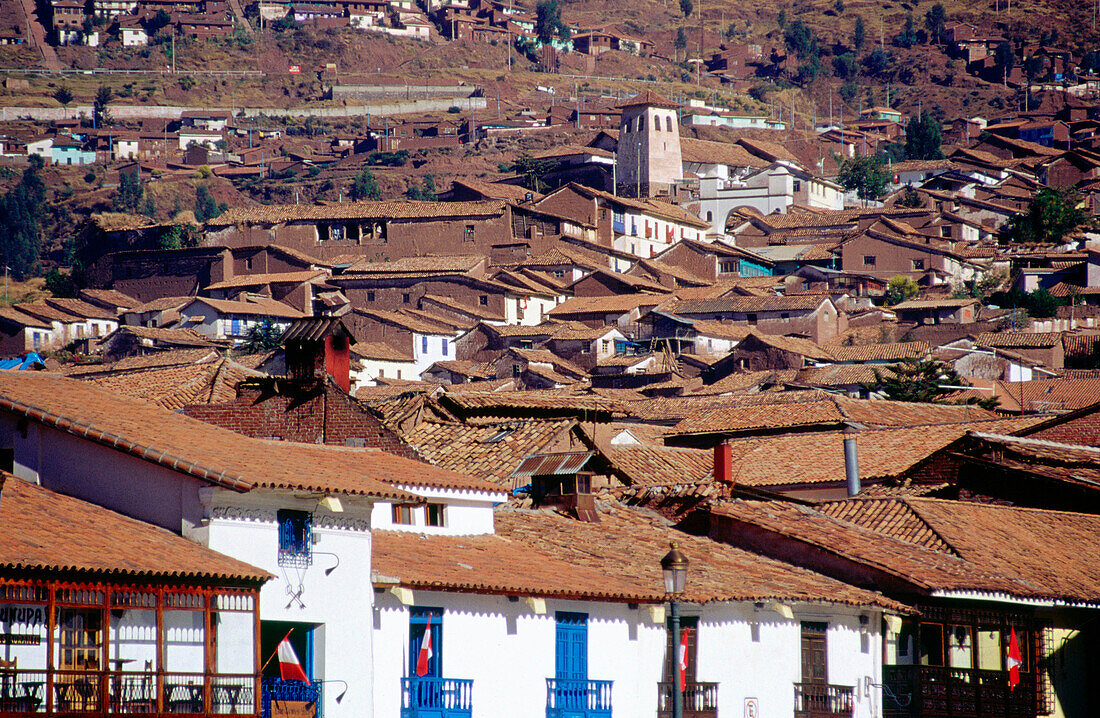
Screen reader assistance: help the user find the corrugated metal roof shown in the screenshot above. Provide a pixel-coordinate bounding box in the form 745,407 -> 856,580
512,451 -> 595,477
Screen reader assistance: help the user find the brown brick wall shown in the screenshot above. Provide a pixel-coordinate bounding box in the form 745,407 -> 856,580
184,380 -> 420,458
1024,411 -> 1100,446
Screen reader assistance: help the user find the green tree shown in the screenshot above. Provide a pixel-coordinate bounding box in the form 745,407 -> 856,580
995,41 -> 1015,77
679,0 -> 693,18
0,155 -> 46,279
833,52 -> 858,78
862,48 -> 889,76
892,14 -> 917,48
44,269 -> 78,298
193,185 -> 221,222
795,55 -> 823,84
140,196 -> 157,220
513,153 -> 556,192
853,16 -> 865,51
405,174 -> 437,200
350,168 -> 381,200
784,20 -> 817,59
897,185 -> 923,208
674,27 -> 687,59
904,111 -> 944,160
777,9 -> 786,28
837,155 -> 889,204
113,171 -> 144,213
241,319 -> 284,353
53,87 -> 73,105
884,275 -> 919,305
535,0 -> 569,44
93,85 -> 113,127
924,3 -> 946,45
1006,188 -> 1086,244
863,358 -> 971,404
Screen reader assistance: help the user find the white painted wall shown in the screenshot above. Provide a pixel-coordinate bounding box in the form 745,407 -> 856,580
371,487 -> 504,536
372,591 -> 883,718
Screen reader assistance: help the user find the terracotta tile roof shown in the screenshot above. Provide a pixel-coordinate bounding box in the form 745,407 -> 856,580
952,432 -> 1100,488
987,377 -> 1100,413
401,419 -> 572,484
570,268 -> 668,294
62,349 -> 220,377
183,296 -> 306,320
354,341 -> 415,362
827,341 -> 930,362
267,243 -> 333,267
679,138 -> 767,168
449,178 -> 543,202
548,293 -> 671,316
104,325 -> 219,347
440,390 -> 622,416
790,364 -> 881,387
710,499 -> 1028,596
14,303 -> 82,323
425,360 -> 495,380
690,370 -> 798,396
670,295 -> 827,314
974,331 -> 1063,348
0,372 -> 433,500
355,308 -> 457,335
549,322 -> 621,341
421,294 -> 505,322
80,289 -> 140,310
622,391 -> 817,422
740,332 -> 835,360
45,298 -> 118,321
0,307 -> 51,329
211,200 -> 507,225
707,417 -> 1046,487
813,496 -> 1100,602
816,497 -> 953,551
204,270 -> 327,290
487,322 -> 565,338
124,296 -> 194,314
343,255 -> 486,274
603,445 -> 714,486
509,347 -> 587,378
83,359 -> 263,410
0,475 -> 270,582
492,507 -> 904,608
891,298 -> 980,310
684,319 -> 752,341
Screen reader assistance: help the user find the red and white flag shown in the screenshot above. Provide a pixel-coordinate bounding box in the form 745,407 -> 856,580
416,616 -> 433,677
288,64 -> 301,74
1006,627 -> 1022,690
278,632 -> 310,684
677,629 -> 689,688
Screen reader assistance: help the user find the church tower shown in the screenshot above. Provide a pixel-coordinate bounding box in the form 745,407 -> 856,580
615,91 -> 683,198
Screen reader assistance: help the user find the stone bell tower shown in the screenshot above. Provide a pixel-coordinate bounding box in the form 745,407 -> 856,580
615,91 -> 683,198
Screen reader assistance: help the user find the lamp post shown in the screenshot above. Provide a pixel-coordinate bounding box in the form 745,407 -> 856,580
661,543 -> 689,718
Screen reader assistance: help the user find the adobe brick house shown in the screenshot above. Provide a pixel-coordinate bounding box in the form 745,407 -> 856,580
205,201 -> 518,262
666,295 -> 846,343
651,238 -> 775,281
839,225 -> 982,285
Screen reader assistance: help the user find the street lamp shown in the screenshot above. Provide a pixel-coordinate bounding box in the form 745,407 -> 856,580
661,543 -> 689,718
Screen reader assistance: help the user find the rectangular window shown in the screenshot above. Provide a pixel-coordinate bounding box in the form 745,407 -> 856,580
919,622 -> 945,666
392,504 -> 415,525
403,293 -> 411,304
422,336 -> 428,353
367,291 -> 376,302
277,509 -> 312,568
464,224 -> 475,241
231,318 -> 241,336
426,504 -> 445,527
863,255 -> 877,267
409,607 -> 443,677
793,180 -> 802,192
941,226 -> 952,237
912,259 -> 925,271
442,338 -> 448,355
479,295 -> 488,306
555,612 -> 588,680
800,622 -> 828,685
746,314 -> 757,325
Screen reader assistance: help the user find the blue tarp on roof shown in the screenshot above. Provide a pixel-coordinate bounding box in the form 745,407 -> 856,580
0,353 -> 44,371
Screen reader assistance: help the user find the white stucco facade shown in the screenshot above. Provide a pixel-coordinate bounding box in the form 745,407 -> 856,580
372,590 -> 883,718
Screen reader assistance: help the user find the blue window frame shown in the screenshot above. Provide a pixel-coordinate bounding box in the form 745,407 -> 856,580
409,607 -> 444,678
231,318 -> 241,336
555,612 -> 588,680
277,509 -> 312,568
422,336 -> 428,354
442,338 -> 449,355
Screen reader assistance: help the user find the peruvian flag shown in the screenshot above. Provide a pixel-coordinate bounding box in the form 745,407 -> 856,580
416,616 -> 433,677
1006,627 -> 1022,690
677,629 -> 689,688
278,632 -> 310,684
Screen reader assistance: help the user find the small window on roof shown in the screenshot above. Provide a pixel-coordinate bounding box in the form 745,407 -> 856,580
483,428 -> 515,443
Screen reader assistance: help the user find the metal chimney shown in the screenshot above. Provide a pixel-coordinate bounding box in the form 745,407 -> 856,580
843,423 -> 864,497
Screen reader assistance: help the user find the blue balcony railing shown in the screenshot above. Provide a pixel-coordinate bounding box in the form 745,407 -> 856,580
545,678 -> 613,718
261,677 -> 322,718
401,677 -> 473,718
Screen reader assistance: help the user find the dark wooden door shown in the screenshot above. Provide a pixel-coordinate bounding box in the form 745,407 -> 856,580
801,622 -> 828,685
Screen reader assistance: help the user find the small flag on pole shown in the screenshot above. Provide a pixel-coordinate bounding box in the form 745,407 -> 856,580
416,616 -> 433,677
678,629 -> 689,688
1006,627 -> 1022,690
278,632 -> 310,684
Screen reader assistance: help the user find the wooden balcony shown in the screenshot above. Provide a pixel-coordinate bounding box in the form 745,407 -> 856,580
401,676 -> 472,718
657,681 -> 718,718
0,668 -> 259,715
545,678 -> 612,718
882,664 -> 1038,718
793,682 -> 854,718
